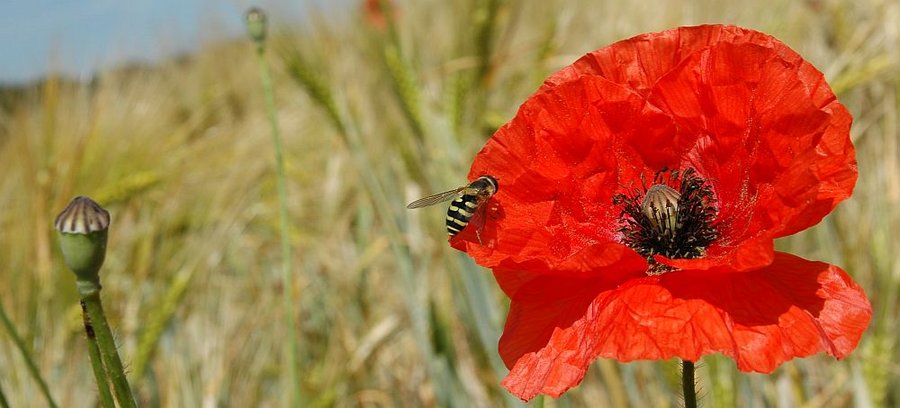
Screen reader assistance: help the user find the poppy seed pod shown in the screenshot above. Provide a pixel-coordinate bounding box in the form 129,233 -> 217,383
641,184 -> 681,237
55,196 -> 110,283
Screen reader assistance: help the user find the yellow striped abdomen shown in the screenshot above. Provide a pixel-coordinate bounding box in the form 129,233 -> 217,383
446,195 -> 480,236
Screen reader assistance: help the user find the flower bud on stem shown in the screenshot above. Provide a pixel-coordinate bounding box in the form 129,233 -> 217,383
55,197 -> 135,408
245,7 -> 268,50
245,8 -> 303,406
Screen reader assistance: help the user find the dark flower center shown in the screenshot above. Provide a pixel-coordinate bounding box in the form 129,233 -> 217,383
612,168 -> 718,274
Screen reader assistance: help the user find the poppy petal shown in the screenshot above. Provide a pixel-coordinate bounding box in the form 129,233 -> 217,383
452,75 -> 676,273
495,273 -> 609,370
489,245 -> 648,368
529,24 -> 856,271
542,25 -> 782,97
646,36 -> 856,244
500,252 -> 871,401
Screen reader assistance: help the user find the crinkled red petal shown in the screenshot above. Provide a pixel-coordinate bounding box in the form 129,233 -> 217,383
456,23 -> 856,275
543,25 -> 793,97
500,252 -> 871,401
451,75 -> 675,273
491,249 -> 648,369
648,39 -> 856,242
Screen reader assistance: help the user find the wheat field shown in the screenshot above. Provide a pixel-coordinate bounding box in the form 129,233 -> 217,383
0,0 -> 897,407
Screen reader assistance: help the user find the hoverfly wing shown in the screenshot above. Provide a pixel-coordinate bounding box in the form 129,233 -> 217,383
406,186 -> 467,209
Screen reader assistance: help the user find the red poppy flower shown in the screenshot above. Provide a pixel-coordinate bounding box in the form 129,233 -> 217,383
450,25 -> 871,401
363,0 -> 395,31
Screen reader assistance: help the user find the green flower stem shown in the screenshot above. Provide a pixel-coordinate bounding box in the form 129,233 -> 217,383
0,382 -> 9,408
0,298 -> 59,408
79,299 -> 115,408
78,281 -> 136,408
252,25 -> 302,408
54,196 -> 122,406
683,359 -> 697,408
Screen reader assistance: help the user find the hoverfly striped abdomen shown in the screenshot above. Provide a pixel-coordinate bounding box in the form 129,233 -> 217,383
406,175 -> 499,238
445,176 -> 498,236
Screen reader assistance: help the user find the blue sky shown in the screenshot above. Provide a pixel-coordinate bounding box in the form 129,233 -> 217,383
0,1 -> 338,84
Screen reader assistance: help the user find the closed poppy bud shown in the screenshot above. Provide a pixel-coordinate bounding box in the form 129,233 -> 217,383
245,7 -> 268,44
54,196 -> 110,283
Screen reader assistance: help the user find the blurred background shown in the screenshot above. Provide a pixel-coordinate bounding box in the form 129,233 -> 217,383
0,0 -> 897,406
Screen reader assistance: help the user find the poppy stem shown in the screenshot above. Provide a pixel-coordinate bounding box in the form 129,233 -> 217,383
79,286 -> 137,408
247,8 -> 303,406
682,359 -> 697,408
79,298 -> 116,408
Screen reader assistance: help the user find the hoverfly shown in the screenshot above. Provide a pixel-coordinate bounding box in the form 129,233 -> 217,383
406,175 -> 499,238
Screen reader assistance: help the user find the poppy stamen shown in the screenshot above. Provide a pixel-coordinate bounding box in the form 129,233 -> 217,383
613,168 -> 718,273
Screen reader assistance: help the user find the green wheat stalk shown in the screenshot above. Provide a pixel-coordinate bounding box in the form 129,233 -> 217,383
0,301 -> 59,408
246,8 -> 303,407
473,0 -> 504,84
283,48 -> 345,135
278,30 -> 468,405
131,269 -> 191,381
382,44 -> 426,141
0,382 -> 8,408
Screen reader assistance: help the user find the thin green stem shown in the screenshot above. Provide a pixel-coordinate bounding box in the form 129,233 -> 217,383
0,385 -> 8,408
80,284 -> 136,408
0,298 -> 59,408
683,359 -> 697,408
79,300 -> 116,408
255,43 -> 302,407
